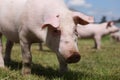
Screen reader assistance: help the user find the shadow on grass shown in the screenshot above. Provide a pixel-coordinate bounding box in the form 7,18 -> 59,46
4,60 -> 120,80
4,60 -> 82,79
35,48 -> 52,53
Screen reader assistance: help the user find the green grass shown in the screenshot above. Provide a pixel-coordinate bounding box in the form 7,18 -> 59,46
0,36 -> 120,80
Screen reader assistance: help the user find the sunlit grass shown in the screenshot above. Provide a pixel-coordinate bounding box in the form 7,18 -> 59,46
0,36 -> 120,80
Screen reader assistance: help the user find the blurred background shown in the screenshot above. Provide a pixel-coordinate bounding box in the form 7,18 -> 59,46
64,0 -> 120,26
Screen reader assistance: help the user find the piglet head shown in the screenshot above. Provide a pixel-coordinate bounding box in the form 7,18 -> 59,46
42,14 -> 80,63
106,21 -> 119,33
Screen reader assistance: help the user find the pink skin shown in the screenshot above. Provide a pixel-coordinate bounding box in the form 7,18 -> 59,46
0,0 -> 94,75
0,34 -> 4,67
76,21 -> 119,49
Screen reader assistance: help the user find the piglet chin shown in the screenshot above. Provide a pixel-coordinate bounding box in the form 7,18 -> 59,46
65,52 -> 81,63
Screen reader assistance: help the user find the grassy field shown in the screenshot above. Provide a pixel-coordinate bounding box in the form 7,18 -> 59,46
0,36 -> 120,80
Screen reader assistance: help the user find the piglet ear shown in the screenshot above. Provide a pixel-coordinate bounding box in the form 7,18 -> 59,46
42,15 -> 60,29
72,11 -> 94,25
107,21 -> 114,27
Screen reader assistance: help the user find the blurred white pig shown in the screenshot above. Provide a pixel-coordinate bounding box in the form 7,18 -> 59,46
110,29 -> 120,42
76,21 -> 119,49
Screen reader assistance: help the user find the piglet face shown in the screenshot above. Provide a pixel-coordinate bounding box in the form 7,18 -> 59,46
106,21 -> 119,33
58,29 -> 80,63
43,14 -> 80,64
57,20 -> 80,63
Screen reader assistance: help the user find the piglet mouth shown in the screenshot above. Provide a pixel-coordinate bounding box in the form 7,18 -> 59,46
66,52 -> 81,63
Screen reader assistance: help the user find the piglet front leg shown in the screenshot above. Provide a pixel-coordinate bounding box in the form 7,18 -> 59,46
94,36 -> 101,50
20,32 -> 32,75
4,40 -> 14,63
0,34 -> 4,67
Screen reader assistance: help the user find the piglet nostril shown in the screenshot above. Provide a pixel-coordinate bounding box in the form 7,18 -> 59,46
66,52 -> 81,63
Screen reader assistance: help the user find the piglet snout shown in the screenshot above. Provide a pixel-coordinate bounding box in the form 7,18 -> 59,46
66,52 -> 80,63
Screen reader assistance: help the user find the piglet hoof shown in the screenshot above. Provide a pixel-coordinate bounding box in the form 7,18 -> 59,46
22,67 -> 31,75
66,53 -> 81,63
0,59 -> 4,68
0,62 -> 5,68
93,46 -> 101,50
96,47 -> 101,50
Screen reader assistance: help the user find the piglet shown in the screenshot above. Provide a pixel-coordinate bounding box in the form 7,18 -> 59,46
76,21 -> 119,49
110,28 -> 120,42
